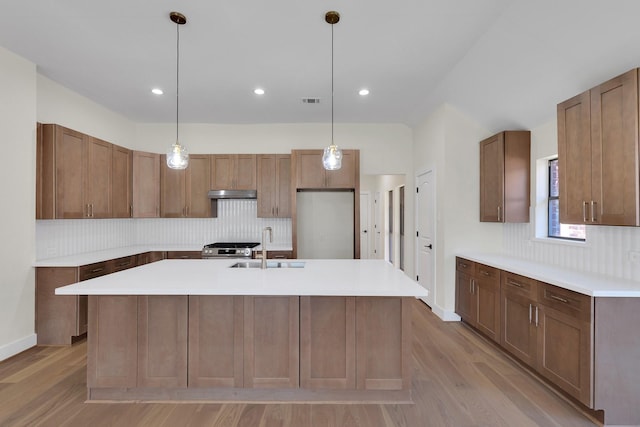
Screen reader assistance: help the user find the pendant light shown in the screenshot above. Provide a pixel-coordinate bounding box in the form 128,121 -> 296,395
166,11 -> 189,170
322,11 -> 343,171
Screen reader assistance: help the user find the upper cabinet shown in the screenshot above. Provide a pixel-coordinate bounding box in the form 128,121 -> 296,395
112,145 -> 133,218
132,151 -> 160,218
558,68 -> 640,226
479,131 -> 530,223
38,124 -> 121,219
293,149 -> 359,189
211,154 -> 256,190
257,154 -> 291,218
160,154 -> 212,218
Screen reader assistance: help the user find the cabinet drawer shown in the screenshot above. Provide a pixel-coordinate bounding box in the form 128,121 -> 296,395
109,255 -> 137,272
502,272 -> 537,299
476,263 -> 500,280
456,257 -> 475,274
166,251 -> 202,259
538,282 -> 591,322
79,261 -> 110,281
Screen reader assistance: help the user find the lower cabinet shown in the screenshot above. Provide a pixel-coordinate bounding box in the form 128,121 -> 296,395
456,258 -> 593,407
455,257 -> 501,343
87,295 -> 410,398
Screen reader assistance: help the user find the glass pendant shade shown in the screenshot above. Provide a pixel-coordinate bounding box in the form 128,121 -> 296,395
167,142 -> 189,169
322,144 -> 342,170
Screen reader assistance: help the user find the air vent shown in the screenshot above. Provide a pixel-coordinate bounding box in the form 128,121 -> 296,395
302,98 -> 321,104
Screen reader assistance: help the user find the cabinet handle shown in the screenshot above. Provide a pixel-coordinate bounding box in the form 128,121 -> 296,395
583,201 -> 588,223
549,294 -> 569,304
535,306 -> 539,327
276,206 -> 279,216
117,260 -> 131,267
529,304 -> 532,324
272,207 -> 275,215
90,267 -> 104,273
497,206 -> 501,222
274,255 -> 286,259
591,201 -> 597,222
460,262 -> 468,268
469,280 -> 473,294
130,205 -> 133,217
91,204 -> 94,217
508,280 -> 524,288
480,270 -> 489,276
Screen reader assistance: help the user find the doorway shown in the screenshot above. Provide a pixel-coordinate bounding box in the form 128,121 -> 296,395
416,170 -> 435,307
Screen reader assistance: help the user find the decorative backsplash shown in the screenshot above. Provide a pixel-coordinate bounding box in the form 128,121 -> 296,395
503,222 -> 640,281
36,200 -> 292,259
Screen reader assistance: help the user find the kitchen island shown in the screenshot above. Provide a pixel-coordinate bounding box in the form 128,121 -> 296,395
56,259 -> 427,403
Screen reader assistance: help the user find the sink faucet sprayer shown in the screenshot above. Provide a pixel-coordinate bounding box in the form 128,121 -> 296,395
261,227 -> 273,269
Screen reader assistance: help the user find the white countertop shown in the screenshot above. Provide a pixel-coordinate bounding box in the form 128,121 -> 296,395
55,259 -> 428,298
458,252 -> 640,298
34,244 -> 294,267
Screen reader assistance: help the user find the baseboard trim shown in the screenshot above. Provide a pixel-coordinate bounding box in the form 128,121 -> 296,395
0,334 -> 37,362
429,302 -> 461,322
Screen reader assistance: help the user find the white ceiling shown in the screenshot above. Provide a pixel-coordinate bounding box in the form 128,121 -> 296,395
2,0 -> 640,131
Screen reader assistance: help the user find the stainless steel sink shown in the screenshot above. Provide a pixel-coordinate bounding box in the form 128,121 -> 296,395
229,261 -> 305,269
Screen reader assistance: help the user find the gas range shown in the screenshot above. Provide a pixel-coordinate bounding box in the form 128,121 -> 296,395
201,242 -> 260,259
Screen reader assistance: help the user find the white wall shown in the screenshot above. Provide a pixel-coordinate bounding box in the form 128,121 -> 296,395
0,47 -> 37,360
413,104 -> 503,319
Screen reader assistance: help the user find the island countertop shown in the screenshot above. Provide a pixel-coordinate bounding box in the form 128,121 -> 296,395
55,259 -> 428,298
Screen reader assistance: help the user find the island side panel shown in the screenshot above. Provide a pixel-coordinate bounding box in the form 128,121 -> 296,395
594,297 -> 640,426
35,267 -> 80,345
87,295 -> 138,389
244,296 -> 300,389
138,295 -> 188,388
300,296 -> 356,389
356,297 -> 412,390
188,295 -> 244,387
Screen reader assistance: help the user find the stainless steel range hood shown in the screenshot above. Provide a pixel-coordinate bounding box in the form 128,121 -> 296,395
207,189 -> 257,199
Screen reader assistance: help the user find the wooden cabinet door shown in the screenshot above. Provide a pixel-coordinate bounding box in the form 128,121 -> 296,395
356,297 -> 411,390
479,133 -> 504,222
276,154 -> 292,217
55,126 -> 87,218
86,137 -> 112,218
326,150 -> 358,189
234,154 -> 257,190
501,274 -> 538,366
475,264 -> 501,343
244,296 -> 299,389
295,150 -> 326,188
186,154 -> 211,217
455,270 -> 475,325
558,91 -> 592,224
590,68 -> 639,226
160,155 -> 187,217
87,295 -> 138,388
300,296 -> 356,389
112,145 -> 132,218
138,296 -> 188,388
189,296 -> 244,388
257,154 -> 277,217
536,282 -> 592,406
133,151 -> 160,217
211,155 -> 234,189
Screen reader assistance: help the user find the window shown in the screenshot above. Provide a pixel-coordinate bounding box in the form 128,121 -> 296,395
548,159 -> 585,240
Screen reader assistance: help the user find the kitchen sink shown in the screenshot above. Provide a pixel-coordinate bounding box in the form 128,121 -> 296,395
229,261 -> 305,269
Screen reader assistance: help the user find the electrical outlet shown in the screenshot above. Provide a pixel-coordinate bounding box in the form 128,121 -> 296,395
628,251 -> 640,264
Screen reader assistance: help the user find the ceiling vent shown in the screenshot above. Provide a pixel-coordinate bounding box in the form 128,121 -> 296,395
302,98 -> 321,104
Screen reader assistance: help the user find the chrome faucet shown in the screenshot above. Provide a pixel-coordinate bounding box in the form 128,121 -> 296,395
261,227 -> 273,269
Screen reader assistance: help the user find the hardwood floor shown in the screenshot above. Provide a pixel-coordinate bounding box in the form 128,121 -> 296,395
0,300 -> 598,426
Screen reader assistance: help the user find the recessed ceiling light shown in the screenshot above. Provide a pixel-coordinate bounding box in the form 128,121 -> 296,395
359,89 -> 370,96
254,88 -> 265,95
151,88 -> 164,95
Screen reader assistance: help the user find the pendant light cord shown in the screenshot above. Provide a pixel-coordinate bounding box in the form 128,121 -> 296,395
331,21 -> 334,146
176,21 -> 180,144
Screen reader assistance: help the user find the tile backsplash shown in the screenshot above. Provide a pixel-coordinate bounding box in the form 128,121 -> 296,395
36,200 -> 292,259
503,222 -> 640,281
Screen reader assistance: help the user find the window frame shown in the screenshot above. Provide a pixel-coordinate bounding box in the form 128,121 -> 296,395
547,158 -> 585,241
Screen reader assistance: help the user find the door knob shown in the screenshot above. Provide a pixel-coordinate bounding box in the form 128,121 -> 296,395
425,244 -> 433,249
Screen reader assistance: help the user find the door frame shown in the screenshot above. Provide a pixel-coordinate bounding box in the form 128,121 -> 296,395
360,191 -> 372,259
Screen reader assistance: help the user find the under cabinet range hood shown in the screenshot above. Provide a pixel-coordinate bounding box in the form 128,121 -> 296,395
207,189 -> 257,200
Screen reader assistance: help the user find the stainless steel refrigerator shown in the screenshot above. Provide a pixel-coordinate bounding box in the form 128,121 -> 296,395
296,191 -> 354,259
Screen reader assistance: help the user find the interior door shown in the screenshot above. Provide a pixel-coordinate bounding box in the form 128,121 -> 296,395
360,192 -> 371,259
416,170 -> 435,307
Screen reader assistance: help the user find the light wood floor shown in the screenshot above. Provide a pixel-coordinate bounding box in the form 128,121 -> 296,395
0,300 -> 599,427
